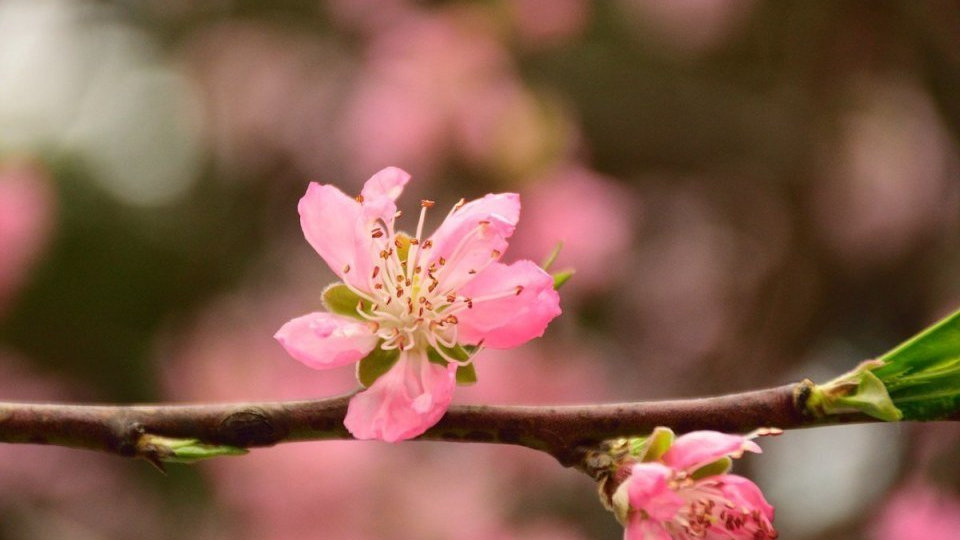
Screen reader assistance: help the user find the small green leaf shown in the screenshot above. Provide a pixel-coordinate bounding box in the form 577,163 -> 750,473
138,434 -> 248,464
553,269 -> 574,290
808,360 -> 902,421
832,369 -> 902,421
691,456 -> 733,480
357,345 -> 401,387
322,283 -> 366,319
541,242 -> 563,271
166,442 -> 249,463
456,363 -> 478,385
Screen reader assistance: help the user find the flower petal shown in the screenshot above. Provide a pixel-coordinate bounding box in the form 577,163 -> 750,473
625,520 -> 672,540
425,193 -> 520,289
344,351 -> 457,442
274,312 -> 377,370
360,166 -> 411,223
627,463 -> 685,522
298,182 -> 371,289
456,260 -> 561,349
662,431 -> 762,472
715,474 -> 776,521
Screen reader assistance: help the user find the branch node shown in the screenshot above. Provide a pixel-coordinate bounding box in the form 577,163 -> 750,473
218,408 -> 285,447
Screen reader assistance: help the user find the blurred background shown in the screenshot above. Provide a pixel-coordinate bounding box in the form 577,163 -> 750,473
0,0 -> 959,538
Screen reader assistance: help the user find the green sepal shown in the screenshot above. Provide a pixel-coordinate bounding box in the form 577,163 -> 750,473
356,345 -> 401,388
808,360 -> 902,422
553,269 -> 574,290
870,308 -> 960,420
456,363 -> 478,385
626,427 -> 675,461
640,427 -> 675,461
832,369 -> 902,421
691,456 -> 733,480
425,345 -> 477,385
322,283 -> 368,319
541,242 -> 563,271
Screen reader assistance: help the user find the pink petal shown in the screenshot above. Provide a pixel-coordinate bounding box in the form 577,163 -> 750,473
627,463 -> 685,522
425,193 -> 520,289
625,520 -> 672,540
298,182 -> 369,289
662,431 -> 761,472
714,474 -> 776,522
344,351 -> 457,442
456,260 -> 561,349
274,312 -> 378,370
359,166 -> 411,223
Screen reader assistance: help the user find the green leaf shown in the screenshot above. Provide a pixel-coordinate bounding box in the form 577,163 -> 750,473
456,363 -> 478,385
322,283 -> 367,319
871,308 -> 960,420
356,345 -> 401,388
553,269 -> 574,290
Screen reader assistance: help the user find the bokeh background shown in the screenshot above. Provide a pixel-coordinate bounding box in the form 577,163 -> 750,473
1,0 -> 959,538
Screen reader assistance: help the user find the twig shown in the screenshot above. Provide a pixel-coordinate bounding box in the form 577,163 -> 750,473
0,379 -> 895,468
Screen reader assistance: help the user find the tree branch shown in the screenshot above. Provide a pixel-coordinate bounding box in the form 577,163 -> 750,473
0,379 -> 900,468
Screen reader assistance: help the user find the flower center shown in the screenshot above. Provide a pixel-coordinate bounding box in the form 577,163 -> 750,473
670,477 -> 778,539
343,198 -> 519,364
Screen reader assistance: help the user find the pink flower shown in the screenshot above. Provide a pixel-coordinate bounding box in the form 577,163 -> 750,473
873,482 -> 960,540
615,429 -> 777,540
275,167 -> 562,442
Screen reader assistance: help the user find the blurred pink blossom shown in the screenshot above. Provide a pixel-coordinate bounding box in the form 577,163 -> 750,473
814,79 -> 959,268
0,160 -> 55,315
508,0 -> 591,48
326,0 -> 415,34
276,168 -> 561,441
454,78 -> 571,179
618,0 -> 757,54
873,482 -> 960,540
183,22 -> 348,179
340,10 -> 567,179
617,430 -> 776,540
455,341 -> 610,405
340,12 -> 507,177
512,165 -> 635,293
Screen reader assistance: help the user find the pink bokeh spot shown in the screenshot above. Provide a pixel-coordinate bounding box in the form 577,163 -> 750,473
873,482 -> 960,540
620,430 -> 776,540
0,160 -> 55,315
513,166 -> 634,293
277,167 -> 562,441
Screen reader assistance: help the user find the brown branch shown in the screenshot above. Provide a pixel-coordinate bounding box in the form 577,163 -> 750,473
0,380 -> 882,467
